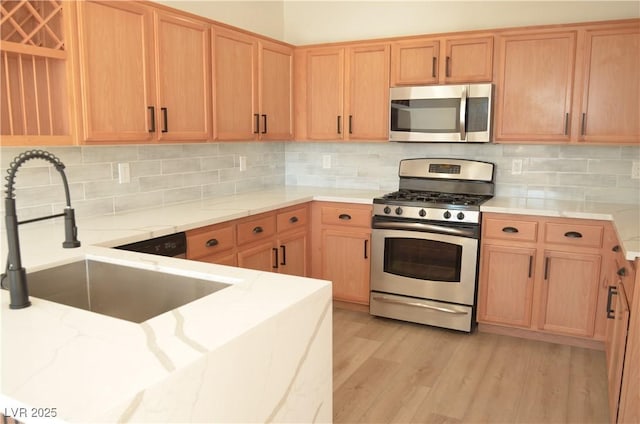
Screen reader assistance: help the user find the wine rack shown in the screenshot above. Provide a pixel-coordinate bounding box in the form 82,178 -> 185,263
0,0 -> 70,143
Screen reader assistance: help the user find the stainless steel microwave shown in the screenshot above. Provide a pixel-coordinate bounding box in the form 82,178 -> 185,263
389,83 -> 492,143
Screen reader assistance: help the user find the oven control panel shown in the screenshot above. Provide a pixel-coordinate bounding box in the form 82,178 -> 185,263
374,204 -> 480,224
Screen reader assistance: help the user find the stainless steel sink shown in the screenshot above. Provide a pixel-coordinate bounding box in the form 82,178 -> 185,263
26,259 -> 230,323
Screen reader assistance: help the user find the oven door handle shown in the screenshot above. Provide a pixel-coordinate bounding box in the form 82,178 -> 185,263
372,295 -> 469,315
372,220 -> 477,238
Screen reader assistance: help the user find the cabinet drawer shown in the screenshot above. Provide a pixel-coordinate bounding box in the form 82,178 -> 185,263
237,214 -> 276,245
321,206 -> 371,228
544,222 -> 604,248
187,224 -> 235,259
277,206 -> 308,233
483,217 -> 538,242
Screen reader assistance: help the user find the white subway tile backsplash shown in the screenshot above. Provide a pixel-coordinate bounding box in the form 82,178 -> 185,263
82,146 -> 138,163
1,142 -> 284,218
2,141 -> 638,219
161,158 -> 202,174
64,164 -> 113,182
114,191 -> 164,214
285,142 -> 640,205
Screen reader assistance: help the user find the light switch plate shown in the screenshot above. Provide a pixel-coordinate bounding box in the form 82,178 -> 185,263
632,161 -> 640,179
239,156 -> 247,172
511,159 -> 522,175
322,155 -> 331,169
118,163 -> 130,184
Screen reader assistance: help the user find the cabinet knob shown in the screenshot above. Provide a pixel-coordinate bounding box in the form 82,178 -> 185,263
564,231 -> 583,239
252,226 -> 263,234
612,245 -> 621,252
205,238 -> 219,247
339,214 -> 352,221
617,267 -> 627,277
502,226 -> 519,233
289,216 -> 299,223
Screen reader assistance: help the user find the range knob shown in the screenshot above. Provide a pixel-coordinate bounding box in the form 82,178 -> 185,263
395,207 -> 403,215
383,206 -> 391,214
443,211 -> 451,219
419,209 -> 427,217
457,212 -> 465,220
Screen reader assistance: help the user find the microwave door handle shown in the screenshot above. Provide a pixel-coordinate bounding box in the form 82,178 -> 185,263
459,87 -> 467,141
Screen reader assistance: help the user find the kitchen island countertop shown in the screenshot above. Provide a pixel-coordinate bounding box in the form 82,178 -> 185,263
1,186 -> 638,423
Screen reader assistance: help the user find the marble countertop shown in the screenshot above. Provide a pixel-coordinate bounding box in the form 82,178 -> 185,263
1,186 -> 639,422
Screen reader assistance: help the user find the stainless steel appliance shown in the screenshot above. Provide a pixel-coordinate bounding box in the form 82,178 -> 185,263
389,83 -> 492,143
370,158 -> 495,332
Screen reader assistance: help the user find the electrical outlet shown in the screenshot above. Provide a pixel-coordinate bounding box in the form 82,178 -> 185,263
511,159 -> 523,175
632,161 -> 640,179
239,156 -> 247,172
117,163 -> 130,184
322,155 -> 331,169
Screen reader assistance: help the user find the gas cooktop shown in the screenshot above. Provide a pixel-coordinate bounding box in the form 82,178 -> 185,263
373,158 -> 496,224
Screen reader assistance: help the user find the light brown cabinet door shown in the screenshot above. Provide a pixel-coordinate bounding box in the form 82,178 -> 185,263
305,48 -> 344,140
391,39 -> 439,86
155,11 -> 211,142
278,230 -> 307,277
607,281 -> 630,424
391,36 -> 493,86
495,32 -> 576,142
322,228 -> 370,304
213,27 -> 258,140
444,36 -> 493,83
346,44 -> 390,140
478,244 -> 535,328
538,250 -> 601,337
237,240 -> 275,272
259,40 -> 293,140
578,26 -> 640,144
77,1 -> 155,142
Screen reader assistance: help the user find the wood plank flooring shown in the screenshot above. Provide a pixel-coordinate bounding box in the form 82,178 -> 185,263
333,302 -> 609,423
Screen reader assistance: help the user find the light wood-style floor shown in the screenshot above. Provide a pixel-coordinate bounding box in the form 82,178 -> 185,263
333,302 -> 609,424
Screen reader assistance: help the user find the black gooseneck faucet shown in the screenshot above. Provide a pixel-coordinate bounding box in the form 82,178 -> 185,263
3,149 -> 81,309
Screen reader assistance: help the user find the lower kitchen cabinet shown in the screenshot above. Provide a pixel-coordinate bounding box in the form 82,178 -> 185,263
277,230 -> 308,277
478,213 -> 609,344
478,244 -> 535,327
605,249 -> 638,423
538,250 -> 601,337
311,202 -> 372,305
186,204 -> 309,276
618,258 -> 640,423
237,239 -> 277,272
321,228 -> 370,304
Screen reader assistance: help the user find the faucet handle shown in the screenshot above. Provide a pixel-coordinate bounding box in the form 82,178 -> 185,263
62,208 -> 81,248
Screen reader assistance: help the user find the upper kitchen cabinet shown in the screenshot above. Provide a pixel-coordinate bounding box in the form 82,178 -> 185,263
153,11 -> 211,142
0,0 -> 74,146
575,24 -> 639,144
74,1 -> 155,142
494,20 -> 639,144
295,42 -> 390,141
74,1 -> 211,143
213,27 -> 293,141
494,31 -> 577,143
259,40 -> 294,141
390,35 -> 493,86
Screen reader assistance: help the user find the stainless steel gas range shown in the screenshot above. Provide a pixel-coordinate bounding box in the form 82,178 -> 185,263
370,158 -> 495,332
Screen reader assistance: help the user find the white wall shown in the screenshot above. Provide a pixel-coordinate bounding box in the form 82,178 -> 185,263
156,1 -> 639,45
156,1 -> 285,40
283,1 -> 640,45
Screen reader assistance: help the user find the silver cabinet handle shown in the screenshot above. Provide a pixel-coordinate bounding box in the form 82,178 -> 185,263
372,295 -> 468,315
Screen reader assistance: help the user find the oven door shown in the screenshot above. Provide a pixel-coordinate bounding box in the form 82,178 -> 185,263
370,222 -> 479,305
